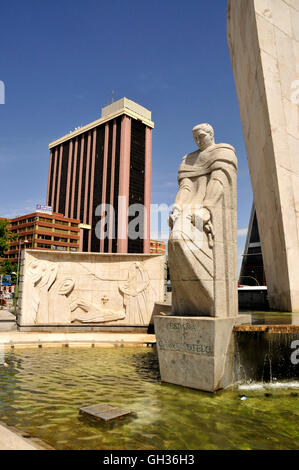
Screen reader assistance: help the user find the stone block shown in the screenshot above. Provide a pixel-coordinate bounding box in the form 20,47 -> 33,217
79,404 -> 132,422
154,315 -> 251,392
228,0 -> 299,311
18,250 -> 165,330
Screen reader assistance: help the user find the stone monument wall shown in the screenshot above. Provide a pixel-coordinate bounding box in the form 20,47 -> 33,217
18,250 -> 166,330
227,0 -> 299,311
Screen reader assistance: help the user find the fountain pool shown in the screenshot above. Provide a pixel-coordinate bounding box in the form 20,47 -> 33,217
0,347 -> 298,450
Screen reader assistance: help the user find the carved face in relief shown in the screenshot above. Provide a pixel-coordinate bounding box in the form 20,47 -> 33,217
27,260 -> 57,290
192,123 -> 215,151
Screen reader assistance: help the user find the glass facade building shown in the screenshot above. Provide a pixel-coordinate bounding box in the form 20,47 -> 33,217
239,204 -> 266,286
46,98 -> 154,254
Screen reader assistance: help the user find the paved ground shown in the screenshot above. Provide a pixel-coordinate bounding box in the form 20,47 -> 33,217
0,423 -> 38,450
0,309 -> 156,346
0,309 -> 17,331
0,330 -> 156,349
0,310 -> 15,320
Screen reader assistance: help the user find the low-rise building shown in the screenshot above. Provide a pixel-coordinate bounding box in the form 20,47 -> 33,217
150,240 -> 166,254
5,211 -> 81,263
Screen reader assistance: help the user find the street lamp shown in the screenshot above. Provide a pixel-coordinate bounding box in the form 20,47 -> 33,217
14,239 -> 29,315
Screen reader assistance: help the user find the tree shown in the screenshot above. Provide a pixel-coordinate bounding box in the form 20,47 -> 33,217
0,259 -> 17,281
0,218 -> 11,257
0,219 -> 16,279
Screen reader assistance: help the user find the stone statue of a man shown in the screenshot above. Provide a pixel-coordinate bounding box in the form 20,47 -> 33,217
168,123 -> 238,317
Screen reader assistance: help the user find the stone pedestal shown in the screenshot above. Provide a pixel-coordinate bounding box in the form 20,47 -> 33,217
154,315 -> 251,392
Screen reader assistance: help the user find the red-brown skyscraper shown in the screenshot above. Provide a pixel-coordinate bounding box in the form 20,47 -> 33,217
46,98 -> 153,254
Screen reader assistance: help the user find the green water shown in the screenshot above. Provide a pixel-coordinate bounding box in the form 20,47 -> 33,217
0,347 -> 298,450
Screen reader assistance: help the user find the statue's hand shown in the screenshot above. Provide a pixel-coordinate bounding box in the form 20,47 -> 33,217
168,212 -> 178,229
205,221 -> 215,248
191,207 -> 211,228
169,206 -> 181,229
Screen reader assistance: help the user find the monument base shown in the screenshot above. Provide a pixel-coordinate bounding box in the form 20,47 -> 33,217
154,315 -> 251,392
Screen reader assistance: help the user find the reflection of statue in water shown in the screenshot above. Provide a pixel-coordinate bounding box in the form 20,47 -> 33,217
168,123 -> 238,317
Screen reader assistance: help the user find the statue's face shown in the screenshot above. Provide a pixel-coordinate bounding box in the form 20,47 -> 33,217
193,129 -> 213,150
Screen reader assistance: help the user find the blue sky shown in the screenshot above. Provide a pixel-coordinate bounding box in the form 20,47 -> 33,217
0,0 -> 252,265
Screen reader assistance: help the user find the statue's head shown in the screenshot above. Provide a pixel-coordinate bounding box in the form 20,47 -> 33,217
192,123 -> 215,150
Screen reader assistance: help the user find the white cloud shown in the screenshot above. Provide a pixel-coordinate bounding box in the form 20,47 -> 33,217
238,228 -> 248,237
0,200 -> 37,219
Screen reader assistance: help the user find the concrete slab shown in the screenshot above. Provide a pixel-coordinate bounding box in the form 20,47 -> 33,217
0,423 -> 37,450
79,404 -> 132,422
0,331 -> 156,349
227,0 -> 299,311
0,311 -> 16,321
0,323 -> 17,332
0,310 -> 17,332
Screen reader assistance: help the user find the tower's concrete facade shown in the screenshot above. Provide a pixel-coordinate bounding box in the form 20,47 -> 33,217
47,98 -> 154,255
227,0 -> 299,311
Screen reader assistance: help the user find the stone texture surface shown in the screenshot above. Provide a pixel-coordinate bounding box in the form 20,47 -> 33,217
0,310 -> 16,331
0,421 -> 53,450
154,315 -> 251,392
227,0 -> 299,311
234,323 -> 299,332
18,250 -> 165,329
0,423 -> 38,450
155,125 -> 246,391
79,404 -> 131,421
0,331 -> 156,348
150,301 -> 172,325
168,124 -> 238,318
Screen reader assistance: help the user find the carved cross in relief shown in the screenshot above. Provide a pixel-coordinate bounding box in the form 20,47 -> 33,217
101,295 -> 109,305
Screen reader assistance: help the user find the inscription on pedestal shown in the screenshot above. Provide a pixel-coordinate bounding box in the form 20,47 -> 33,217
167,321 -> 196,331
158,339 -> 213,355
154,316 -> 239,392
156,317 -> 214,356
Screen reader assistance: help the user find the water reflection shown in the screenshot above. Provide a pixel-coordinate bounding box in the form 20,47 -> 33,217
241,310 -> 299,325
0,348 -> 298,450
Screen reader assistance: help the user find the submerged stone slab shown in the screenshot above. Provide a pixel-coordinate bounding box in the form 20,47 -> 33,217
79,404 -> 132,422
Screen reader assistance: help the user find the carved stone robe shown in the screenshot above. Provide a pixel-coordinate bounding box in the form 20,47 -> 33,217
168,143 -> 238,317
